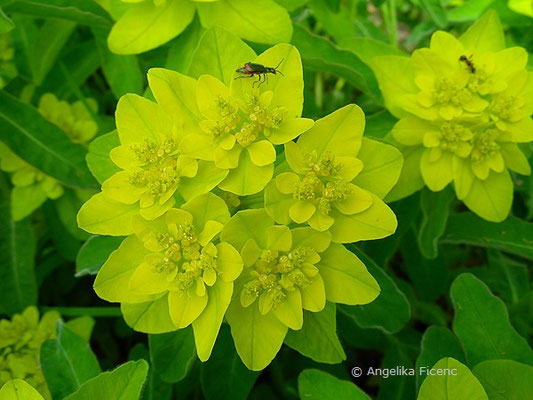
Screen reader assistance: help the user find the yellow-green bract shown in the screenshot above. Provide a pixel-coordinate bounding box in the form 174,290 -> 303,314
371,10 -> 533,222
77,43 -> 403,371
103,0 -> 292,54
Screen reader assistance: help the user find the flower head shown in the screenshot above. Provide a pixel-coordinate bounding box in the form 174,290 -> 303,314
93,193 -> 243,361
163,44 -> 314,196
265,104 -> 401,243
78,93 -> 228,235
220,209 -> 380,370
0,307 -> 60,399
372,11 -> 533,221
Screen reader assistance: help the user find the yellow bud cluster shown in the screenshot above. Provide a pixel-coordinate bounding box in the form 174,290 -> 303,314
131,138 -> 176,165
434,78 -> 473,106
471,129 -> 500,162
152,223 -> 220,294
240,246 -> 319,314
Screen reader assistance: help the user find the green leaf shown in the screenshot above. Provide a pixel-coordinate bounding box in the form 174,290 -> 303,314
64,360 -> 149,400
40,322 -> 101,399
166,18 -> 204,74
65,316 -> 96,342
401,229 -> 448,302
200,325 -> 259,400
291,24 -> 379,97
38,39 -> 101,100
0,379 -> 44,400
92,27 -> 144,99
3,0 -> 111,28
448,0 -> 494,22
28,19 -> 76,85
298,369 -> 371,400
420,0 -> 447,27
483,251 -> 529,305
76,235 -> 124,277
285,302 -> 346,364
86,131 -> 121,185
473,360 -> 533,400
0,7 -> 14,33
188,27 -> 256,86
0,202 -> 37,314
451,273 -> 533,366
338,36 -> 405,66
149,327 -> 196,383
196,0 -> 292,45
441,213 -> 533,260
377,338 -> 418,400
307,0 -> 356,41
417,187 -> 454,259
43,200 -> 81,261
417,358 -> 487,400
415,326 -> 466,389
0,91 -> 96,187
340,246 -> 410,334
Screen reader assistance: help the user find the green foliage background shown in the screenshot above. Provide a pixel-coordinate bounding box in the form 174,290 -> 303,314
0,0 -> 532,399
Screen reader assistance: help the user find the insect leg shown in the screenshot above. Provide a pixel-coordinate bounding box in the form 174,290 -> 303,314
234,75 -> 254,81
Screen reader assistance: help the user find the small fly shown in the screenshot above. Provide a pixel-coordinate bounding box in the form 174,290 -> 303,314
234,59 -> 284,87
459,55 -> 475,73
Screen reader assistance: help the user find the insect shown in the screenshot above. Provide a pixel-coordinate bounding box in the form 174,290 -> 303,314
234,59 -> 284,87
459,55 -> 476,73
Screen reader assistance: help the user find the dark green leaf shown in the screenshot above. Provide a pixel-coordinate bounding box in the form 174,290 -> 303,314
451,273 -> 533,366
28,18 -> 76,85
473,360 -> 533,400
0,7 -> 14,33
201,325 -> 259,400
441,213 -> 533,260
64,360 -> 149,400
38,39 -> 101,99
4,0 -> 111,27
420,0 -> 447,27
338,36 -> 405,66
166,17 -> 204,74
43,200 -> 81,261
0,91 -> 96,187
417,187 -> 454,259
341,246 -> 410,333
92,27 -> 144,99
0,202 -> 37,314
298,369 -> 370,400
41,322 -> 101,399
291,24 -> 380,98
415,326 -> 466,388
149,326 -> 196,383
76,236 -> 124,277
285,302 -> 346,364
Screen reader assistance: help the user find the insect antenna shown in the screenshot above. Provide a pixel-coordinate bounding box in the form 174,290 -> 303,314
274,58 -> 284,75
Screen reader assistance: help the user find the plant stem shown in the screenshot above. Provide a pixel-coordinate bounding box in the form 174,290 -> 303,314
40,306 -> 122,317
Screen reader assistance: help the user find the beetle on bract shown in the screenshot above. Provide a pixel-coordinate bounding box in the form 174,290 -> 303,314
235,59 -> 284,87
